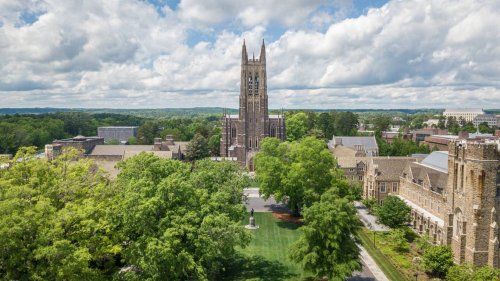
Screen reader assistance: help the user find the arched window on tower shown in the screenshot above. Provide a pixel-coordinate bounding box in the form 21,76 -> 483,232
249,138 -> 252,148
271,125 -> 276,137
256,137 -> 259,148
231,127 -> 236,139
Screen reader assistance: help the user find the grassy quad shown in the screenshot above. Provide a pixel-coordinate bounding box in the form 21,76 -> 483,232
222,212 -> 312,281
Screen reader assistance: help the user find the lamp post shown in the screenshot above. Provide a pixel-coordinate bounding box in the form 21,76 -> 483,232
412,257 -> 421,281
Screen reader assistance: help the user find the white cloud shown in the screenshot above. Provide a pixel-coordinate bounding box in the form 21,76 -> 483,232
0,0 -> 499,109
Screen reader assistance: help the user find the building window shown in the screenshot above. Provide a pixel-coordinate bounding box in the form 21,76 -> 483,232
249,139 -> 252,148
349,168 -> 355,172
256,137 -> 258,148
359,175 -> 363,181
271,125 -> 276,137
379,182 -> 386,193
231,127 -> 236,138
392,182 -> 398,193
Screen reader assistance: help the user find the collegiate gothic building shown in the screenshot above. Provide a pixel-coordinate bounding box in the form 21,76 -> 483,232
220,40 -> 285,167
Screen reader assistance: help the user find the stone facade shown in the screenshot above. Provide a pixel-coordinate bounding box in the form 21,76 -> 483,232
45,136 -> 105,160
398,152 -> 449,245
363,157 -> 417,204
385,140 -> 500,267
444,140 -> 500,267
220,41 -> 285,167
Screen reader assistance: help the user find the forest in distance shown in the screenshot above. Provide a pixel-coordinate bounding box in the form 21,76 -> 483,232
1,106 -> 496,156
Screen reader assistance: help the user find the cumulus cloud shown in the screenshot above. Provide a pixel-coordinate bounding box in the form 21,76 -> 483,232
0,0 -> 499,109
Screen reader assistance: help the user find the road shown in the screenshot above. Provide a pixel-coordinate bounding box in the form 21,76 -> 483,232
243,188 -> 384,281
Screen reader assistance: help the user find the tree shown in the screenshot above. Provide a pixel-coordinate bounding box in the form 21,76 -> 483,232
185,133 -> 210,161
375,195 -> 411,228
207,128 -> 221,156
137,120 -> 160,144
286,112 -> 308,141
447,263 -> 500,281
372,115 -> 391,134
127,136 -> 138,144
422,245 -> 454,278
388,228 -> 409,253
289,189 -> 361,280
255,137 -> 338,215
334,112 -> 358,135
478,122 -> 494,134
0,147 -> 120,280
415,234 -> 431,254
106,138 -> 120,145
114,155 -> 250,280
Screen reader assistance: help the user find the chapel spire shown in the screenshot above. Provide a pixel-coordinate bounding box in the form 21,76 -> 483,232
259,39 -> 266,63
242,40 -> 248,63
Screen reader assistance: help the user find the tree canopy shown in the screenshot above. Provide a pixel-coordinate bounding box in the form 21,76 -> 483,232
113,155 -> 250,280
255,137 -> 341,215
0,147 -> 251,280
375,195 -> 411,228
185,133 -> 210,161
289,188 -> 361,280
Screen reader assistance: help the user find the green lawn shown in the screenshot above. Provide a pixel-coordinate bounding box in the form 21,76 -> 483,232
222,212 -> 312,281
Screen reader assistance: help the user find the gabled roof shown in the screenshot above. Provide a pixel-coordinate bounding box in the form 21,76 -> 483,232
372,157 -> 417,181
328,136 -> 378,156
421,151 -> 448,173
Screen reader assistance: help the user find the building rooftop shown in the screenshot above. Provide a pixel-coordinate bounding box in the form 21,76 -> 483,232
98,126 -> 138,129
90,145 -> 154,156
329,136 -> 378,156
420,151 -> 448,173
372,157 -> 417,181
444,108 -> 484,113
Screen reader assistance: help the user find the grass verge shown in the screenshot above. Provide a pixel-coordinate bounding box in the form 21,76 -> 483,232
358,228 -> 407,281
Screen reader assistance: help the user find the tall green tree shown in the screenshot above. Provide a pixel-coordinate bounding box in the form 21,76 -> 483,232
289,188 -> 361,280
286,112 -> 308,141
0,147 -> 120,280
375,195 -> 411,228
255,137 -> 339,215
114,155 -> 250,280
186,133 -> 210,160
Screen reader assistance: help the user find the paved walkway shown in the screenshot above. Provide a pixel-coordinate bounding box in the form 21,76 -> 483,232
355,201 -> 390,232
356,246 -> 390,281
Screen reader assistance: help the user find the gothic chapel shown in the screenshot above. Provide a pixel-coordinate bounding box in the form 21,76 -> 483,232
220,40 -> 285,167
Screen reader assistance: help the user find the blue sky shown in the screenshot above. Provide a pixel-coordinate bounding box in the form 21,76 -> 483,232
0,0 -> 499,109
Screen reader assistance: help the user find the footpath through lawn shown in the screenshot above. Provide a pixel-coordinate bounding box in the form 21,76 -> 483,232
223,212 -> 312,281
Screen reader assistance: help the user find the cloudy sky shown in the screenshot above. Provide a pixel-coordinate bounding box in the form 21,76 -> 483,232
1,0 -> 499,109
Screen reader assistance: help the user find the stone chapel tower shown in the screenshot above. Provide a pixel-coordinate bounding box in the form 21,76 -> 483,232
220,40 -> 285,167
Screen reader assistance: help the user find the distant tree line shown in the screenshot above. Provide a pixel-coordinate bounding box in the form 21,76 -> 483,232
0,112 -> 222,155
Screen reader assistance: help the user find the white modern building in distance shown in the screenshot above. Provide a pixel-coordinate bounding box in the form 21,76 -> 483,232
443,108 -> 484,123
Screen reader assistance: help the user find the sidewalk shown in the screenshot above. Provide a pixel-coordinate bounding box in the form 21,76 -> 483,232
359,245 -> 390,281
355,201 -> 390,232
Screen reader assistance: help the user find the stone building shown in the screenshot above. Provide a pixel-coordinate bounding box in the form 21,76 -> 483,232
336,157 -> 367,185
328,136 -> 378,157
444,108 -> 484,123
398,151 -> 449,244
220,40 -> 285,167
45,135 -> 104,160
363,157 -> 418,204
472,114 -> 499,128
390,139 -> 500,267
444,139 -> 500,267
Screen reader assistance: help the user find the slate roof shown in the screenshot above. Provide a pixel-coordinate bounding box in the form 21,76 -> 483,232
90,145 -> 154,156
328,136 -> 378,156
372,157 -> 417,181
421,151 -> 448,173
